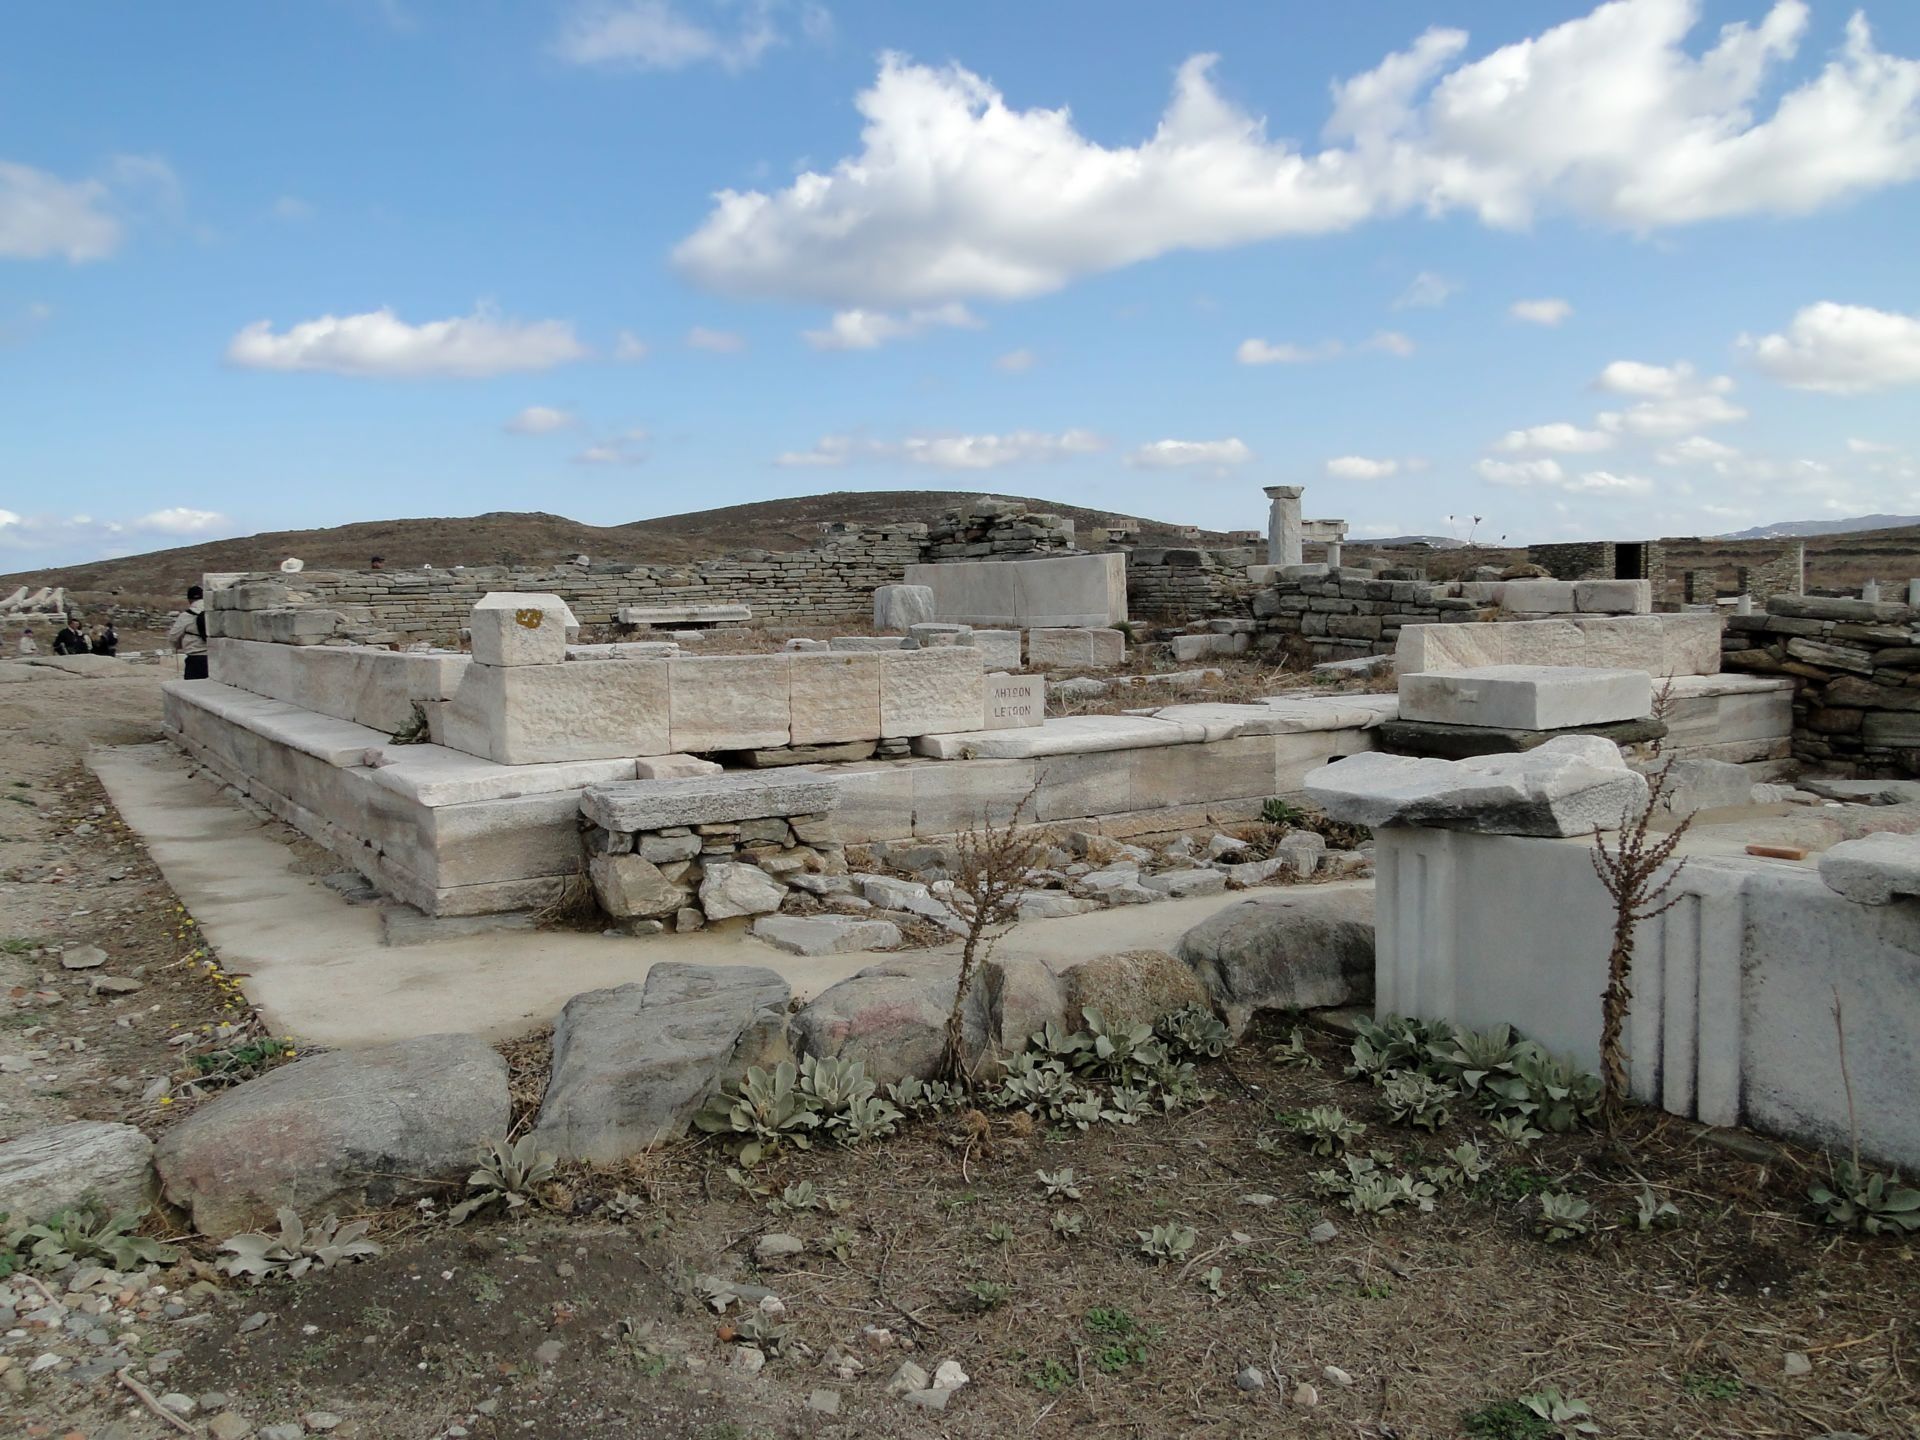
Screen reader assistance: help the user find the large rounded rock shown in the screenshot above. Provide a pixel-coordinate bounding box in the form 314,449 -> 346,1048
1176,890 -> 1375,1037
534,963 -> 791,1163
791,961 -> 988,1084
0,1121 -> 153,1223
155,1034 -> 508,1236
1058,950 -> 1208,1031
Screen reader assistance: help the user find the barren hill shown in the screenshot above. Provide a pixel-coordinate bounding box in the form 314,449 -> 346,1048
0,493 -> 1237,604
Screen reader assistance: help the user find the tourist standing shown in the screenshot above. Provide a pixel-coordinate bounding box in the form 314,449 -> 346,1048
168,584 -> 209,679
52,616 -> 89,655
92,621 -> 119,656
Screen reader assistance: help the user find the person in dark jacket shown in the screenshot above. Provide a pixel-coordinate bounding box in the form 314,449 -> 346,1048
51,617 -> 89,655
168,585 -> 209,679
91,622 -> 119,657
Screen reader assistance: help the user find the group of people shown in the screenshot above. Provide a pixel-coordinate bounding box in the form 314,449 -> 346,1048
15,616 -> 118,657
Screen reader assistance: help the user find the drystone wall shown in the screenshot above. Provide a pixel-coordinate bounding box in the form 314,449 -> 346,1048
216,528 -> 927,644
1723,593 -> 1920,775
921,501 -> 1077,560
1127,547 -> 1260,621
1254,569 -> 1485,663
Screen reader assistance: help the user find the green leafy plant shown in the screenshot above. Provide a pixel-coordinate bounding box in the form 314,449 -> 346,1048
1073,1007 -> 1168,1086
1430,1023 -> 1523,1097
1281,1105 -> 1366,1156
1313,1156 -> 1437,1216
1156,1004 -> 1229,1060
218,1208 -> 381,1281
965,1279 -> 1010,1311
1345,1015 -> 1455,1083
1632,1186 -> 1681,1232
1490,1114 -> 1545,1146
1380,1071 -> 1456,1130
885,1075 -> 963,1116
821,1225 -> 860,1261
1103,1085 -> 1154,1124
1136,1222 -> 1197,1263
449,1135 -> 556,1224
771,1181 -> 834,1215
1036,1167 -> 1083,1201
1197,1265 -> 1225,1298
18,1204 -> 176,1272
1682,1372 -> 1743,1401
1271,1027 -> 1319,1070
1028,1358 -> 1072,1394
734,1309 -> 791,1353
1808,1159 -> 1920,1234
1534,1191 -> 1592,1243
983,1220 -> 1015,1245
1485,1049 -> 1603,1134
1050,1211 -> 1086,1238
1261,798 -> 1305,826
695,1061 -> 822,1165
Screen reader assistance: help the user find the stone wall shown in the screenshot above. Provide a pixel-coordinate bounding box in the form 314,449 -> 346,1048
1127,547 -> 1259,621
1737,544 -> 1806,605
213,528 -> 928,645
1253,567 -> 1484,663
920,502 -> 1077,560
1723,593 -> 1920,775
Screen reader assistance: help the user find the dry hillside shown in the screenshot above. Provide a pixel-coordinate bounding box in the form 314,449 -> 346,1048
0,492 -> 1237,606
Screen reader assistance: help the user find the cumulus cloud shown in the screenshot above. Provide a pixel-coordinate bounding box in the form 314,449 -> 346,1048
552,0 -> 818,72
1366,330 -> 1416,357
1393,271 -> 1457,309
226,306 -> 588,378
505,405 -> 578,434
1847,437 -> 1897,454
1511,297 -> 1573,325
687,325 -> 746,352
802,303 -> 980,350
1126,438 -> 1253,469
1657,435 -> 1741,465
1325,455 -> 1399,480
613,330 -> 650,361
995,347 -> 1036,373
1477,457 -> 1565,487
675,2 -> 1920,307
135,507 -> 231,535
1494,422 -> 1613,454
1744,301 -> 1920,393
776,429 -> 1105,470
1593,359 -> 1746,436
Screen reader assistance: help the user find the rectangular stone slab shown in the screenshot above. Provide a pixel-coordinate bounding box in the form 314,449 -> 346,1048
1398,665 -> 1652,729
1396,613 -> 1721,677
789,651 -> 881,745
983,673 -> 1043,729
668,655 -> 791,752
904,552 -> 1126,627
879,647 -> 985,737
617,604 -> 751,626
582,773 -> 841,831
440,659 -> 670,763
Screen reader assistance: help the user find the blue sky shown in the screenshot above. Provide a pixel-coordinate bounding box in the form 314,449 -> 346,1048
4,0 -> 1919,567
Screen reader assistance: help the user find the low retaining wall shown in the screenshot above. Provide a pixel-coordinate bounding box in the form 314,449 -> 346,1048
1723,594 -> 1920,776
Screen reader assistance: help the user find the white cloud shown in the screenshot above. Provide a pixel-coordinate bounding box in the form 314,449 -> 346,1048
273,195 -> 315,222
1494,422 -> 1613,454
1393,271 -> 1456,309
1325,455 -> 1399,480
675,2 -> 1920,306
1477,457 -> 1566,487
1592,359 -> 1746,436
505,405 -> 578,435
226,306 -> 588,378
1847,437 -> 1897,454
1127,438 -> 1253,469
1479,457 -> 1652,496
802,302 -> 981,351
613,330 -> 650,361
1237,338 -> 1324,366
574,428 -> 650,465
776,429 -> 1104,470
1744,302 -> 1920,393
1510,297 -> 1572,326
0,506 -> 236,560
135,507 -> 231,535
0,160 -> 121,261
687,325 -> 746,353
1237,331 -> 1409,365
552,0 -> 806,72
1657,435 -> 1741,465
994,347 -> 1036,373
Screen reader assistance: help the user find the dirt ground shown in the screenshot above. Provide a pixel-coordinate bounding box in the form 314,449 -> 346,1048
4,657 -> 1917,1440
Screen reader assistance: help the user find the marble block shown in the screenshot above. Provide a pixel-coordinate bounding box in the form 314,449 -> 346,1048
984,673 -> 1043,730
440,660 -> 670,764
1027,627 -> 1126,670
469,592 -> 572,667
790,651 -> 882,745
873,584 -> 936,631
1398,665 -> 1652,730
667,654 -> 791,752
879,647 -> 986,738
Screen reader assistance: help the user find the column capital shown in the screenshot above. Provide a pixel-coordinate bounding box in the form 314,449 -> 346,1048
1263,485 -> 1305,500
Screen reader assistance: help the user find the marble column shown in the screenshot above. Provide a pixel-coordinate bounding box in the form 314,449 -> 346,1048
1863,579 -> 1881,603
1264,485 -> 1304,567
1324,541 -> 1343,569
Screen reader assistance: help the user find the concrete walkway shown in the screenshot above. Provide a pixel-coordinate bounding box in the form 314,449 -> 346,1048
89,743 -> 1283,1049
